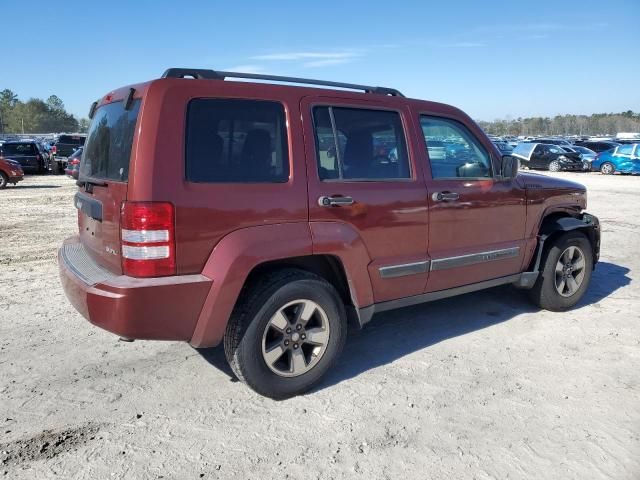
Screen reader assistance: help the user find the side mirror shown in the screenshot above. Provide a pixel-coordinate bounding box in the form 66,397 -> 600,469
501,155 -> 519,179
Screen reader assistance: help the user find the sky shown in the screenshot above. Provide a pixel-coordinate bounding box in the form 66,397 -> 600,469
2,0 -> 639,121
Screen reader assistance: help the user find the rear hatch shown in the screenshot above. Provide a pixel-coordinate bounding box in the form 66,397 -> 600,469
56,135 -> 86,158
76,98 -> 141,274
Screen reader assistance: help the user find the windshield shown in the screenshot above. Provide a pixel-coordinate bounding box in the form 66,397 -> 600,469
80,100 -> 140,182
573,146 -> 594,154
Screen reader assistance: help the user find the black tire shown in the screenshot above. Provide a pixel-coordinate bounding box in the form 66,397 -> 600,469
600,162 -> 615,175
224,269 -> 347,399
0,172 -> 7,189
548,160 -> 560,172
528,231 -> 593,311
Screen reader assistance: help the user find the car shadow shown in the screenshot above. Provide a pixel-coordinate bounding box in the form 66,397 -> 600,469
195,261 -> 630,391
4,185 -> 61,190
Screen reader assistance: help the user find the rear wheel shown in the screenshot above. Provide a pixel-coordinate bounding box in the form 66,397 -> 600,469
548,160 -> 561,172
600,162 -> 615,175
224,269 -> 347,399
528,231 -> 593,311
0,172 -> 7,189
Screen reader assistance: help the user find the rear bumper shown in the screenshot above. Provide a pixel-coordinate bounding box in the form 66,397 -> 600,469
58,236 -> 212,341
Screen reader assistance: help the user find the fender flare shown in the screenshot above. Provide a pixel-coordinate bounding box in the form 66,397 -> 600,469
189,221 -> 375,348
516,212 -> 600,289
189,223 -> 313,348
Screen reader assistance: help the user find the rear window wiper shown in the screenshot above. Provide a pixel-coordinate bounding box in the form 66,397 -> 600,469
77,178 -> 108,188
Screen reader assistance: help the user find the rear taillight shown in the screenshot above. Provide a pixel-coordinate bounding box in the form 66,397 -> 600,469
120,202 -> 175,278
52,145 -> 57,154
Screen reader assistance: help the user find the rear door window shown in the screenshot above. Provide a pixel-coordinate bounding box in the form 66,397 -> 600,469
313,106 -> 410,180
617,144 -> 633,156
185,99 -> 289,183
80,100 -> 141,181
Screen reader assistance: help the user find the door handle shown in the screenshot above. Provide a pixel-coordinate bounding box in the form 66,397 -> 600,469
318,195 -> 354,207
432,191 -> 459,202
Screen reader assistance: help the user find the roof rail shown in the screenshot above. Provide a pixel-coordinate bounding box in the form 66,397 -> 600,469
161,68 -> 404,97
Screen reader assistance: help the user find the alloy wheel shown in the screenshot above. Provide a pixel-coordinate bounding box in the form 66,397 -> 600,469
554,246 -> 586,297
600,163 -> 614,175
261,299 -> 331,377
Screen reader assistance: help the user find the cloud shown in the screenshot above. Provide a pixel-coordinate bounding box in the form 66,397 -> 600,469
302,58 -> 353,68
222,64 -> 265,73
526,34 -> 550,40
250,51 -> 359,61
441,41 -> 486,48
248,50 -> 362,67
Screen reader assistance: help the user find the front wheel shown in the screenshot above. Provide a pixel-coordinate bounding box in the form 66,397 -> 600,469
224,269 -> 347,399
548,160 -> 561,172
0,172 -> 7,189
528,231 -> 593,311
600,162 -> 615,175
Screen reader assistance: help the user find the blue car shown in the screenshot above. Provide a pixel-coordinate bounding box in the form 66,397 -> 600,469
592,143 -> 640,175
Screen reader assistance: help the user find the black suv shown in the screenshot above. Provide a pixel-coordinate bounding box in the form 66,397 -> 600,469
52,134 -> 86,173
573,140 -> 620,153
0,141 -> 49,173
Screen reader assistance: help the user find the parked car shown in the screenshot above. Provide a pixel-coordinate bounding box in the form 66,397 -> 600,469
59,67 -> 600,399
64,147 -> 84,180
64,147 -> 83,179
0,156 -> 24,188
573,140 -> 620,153
0,140 -> 49,173
512,143 -> 584,171
51,134 -> 86,174
591,143 -> 640,174
493,141 -> 514,155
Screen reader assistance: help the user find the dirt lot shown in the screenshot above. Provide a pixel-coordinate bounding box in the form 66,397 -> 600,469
0,173 -> 638,479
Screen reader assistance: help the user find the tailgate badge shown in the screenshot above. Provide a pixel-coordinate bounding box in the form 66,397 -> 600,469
105,246 -> 117,256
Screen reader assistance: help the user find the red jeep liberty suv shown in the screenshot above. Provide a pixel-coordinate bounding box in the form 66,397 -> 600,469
59,68 -> 600,399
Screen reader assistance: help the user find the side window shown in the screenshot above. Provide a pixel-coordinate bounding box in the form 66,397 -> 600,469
313,106 -> 410,181
548,146 -> 563,154
534,144 -> 546,155
617,144 -> 633,156
185,99 -> 289,183
420,116 -> 492,179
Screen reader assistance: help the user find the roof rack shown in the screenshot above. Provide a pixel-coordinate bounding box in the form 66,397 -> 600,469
161,68 -> 404,97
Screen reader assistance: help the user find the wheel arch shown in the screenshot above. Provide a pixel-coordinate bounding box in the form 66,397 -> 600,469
526,211 -> 600,275
189,222 -> 374,348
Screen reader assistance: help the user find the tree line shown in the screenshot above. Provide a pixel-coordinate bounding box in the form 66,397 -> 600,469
0,89 -> 89,135
2,87 -> 639,138
477,111 -> 640,137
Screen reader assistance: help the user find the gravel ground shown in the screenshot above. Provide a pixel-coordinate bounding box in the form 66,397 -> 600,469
0,173 -> 638,479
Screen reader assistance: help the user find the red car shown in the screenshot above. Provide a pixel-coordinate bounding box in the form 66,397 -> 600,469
59,68 -> 600,398
64,147 -> 83,179
0,154 -> 24,188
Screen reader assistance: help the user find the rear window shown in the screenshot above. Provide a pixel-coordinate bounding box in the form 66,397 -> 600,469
185,99 -> 289,183
58,135 -> 86,146
80,100 -> 140,182
2,143 -> 36,155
